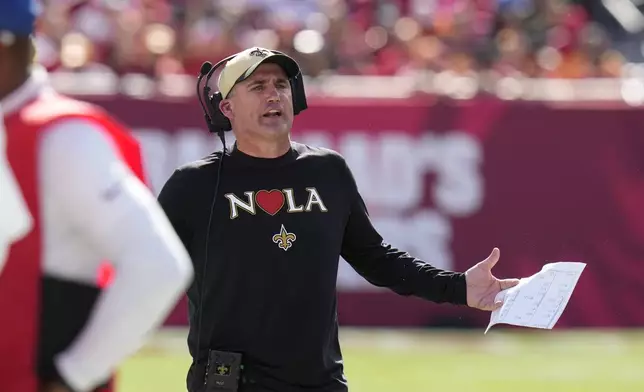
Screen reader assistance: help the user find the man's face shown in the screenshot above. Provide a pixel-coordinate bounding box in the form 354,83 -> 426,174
220,63 -> 294,141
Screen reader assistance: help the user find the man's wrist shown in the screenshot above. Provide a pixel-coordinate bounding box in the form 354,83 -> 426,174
414,269 -> 468,305
451,272 -> 468,306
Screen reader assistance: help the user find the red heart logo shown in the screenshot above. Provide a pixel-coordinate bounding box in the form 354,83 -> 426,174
255,190 -> 285,216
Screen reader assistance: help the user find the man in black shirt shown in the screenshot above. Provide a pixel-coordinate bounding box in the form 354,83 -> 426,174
158,47 -> 519,392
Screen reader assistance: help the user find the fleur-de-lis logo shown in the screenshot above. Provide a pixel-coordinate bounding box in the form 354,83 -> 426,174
216,364 -> 230,376
272,224 -> 296,251
249,48 -> 269,58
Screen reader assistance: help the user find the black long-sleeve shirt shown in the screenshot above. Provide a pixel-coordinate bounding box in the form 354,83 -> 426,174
157,142 -> 467,392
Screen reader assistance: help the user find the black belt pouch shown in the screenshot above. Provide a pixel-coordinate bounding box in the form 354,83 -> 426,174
203,349 -> 243,392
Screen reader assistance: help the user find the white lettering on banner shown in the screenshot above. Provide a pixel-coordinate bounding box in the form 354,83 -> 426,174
338,131 -> 483,214
417,132 -> 484,217
131,128 -> 484,291
339,133 -> 422,212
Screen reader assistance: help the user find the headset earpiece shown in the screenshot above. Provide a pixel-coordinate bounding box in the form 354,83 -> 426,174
207,91 -> 232,134
291,73 -> 308,115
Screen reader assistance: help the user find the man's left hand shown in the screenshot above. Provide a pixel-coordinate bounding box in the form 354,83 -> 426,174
464,247 -> 519,311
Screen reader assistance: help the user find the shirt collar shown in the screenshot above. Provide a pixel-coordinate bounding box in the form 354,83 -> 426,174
1,65 -> 53,116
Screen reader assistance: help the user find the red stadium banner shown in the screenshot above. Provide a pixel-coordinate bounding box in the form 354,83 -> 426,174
87,95 -> 644,329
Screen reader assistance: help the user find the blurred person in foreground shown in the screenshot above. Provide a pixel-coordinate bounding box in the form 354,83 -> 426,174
0,1 -> 195,392
159,46 -> 520,392
0,105 -> 33,270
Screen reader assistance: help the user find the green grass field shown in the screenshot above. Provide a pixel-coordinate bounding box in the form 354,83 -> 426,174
117,327 -> 644,392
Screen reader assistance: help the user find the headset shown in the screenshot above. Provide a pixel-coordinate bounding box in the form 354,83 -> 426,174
192,50 -> 308,380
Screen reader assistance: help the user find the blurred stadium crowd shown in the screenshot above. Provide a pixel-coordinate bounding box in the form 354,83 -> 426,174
35,0 -> 644,80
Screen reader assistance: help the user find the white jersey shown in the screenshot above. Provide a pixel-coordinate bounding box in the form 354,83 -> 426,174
0,109 -> 33,270
1,67 -> 193,392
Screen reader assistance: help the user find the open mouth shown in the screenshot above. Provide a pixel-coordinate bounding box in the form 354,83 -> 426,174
263,109 -> 282,118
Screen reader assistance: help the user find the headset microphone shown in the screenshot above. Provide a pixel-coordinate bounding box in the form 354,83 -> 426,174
200,61 -> 213,76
